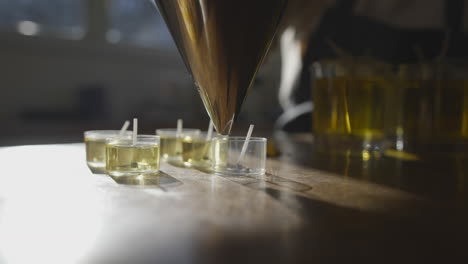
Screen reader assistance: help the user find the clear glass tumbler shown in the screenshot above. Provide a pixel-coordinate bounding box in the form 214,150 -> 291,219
311,59 -> 393,158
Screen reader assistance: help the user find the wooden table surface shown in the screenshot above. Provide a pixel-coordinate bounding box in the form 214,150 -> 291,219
0,133 -> 467,263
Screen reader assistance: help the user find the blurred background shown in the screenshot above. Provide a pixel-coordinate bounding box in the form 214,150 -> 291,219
2,0 -> 468,147
0,0 -> 283,146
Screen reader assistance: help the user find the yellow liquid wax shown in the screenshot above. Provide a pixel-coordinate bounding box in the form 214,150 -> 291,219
182,136 -> 212,167
387,80 -> 468,154
106,144 -> 160,177
313,77 -> 389,155
85,138 -> 107,170
159,136 -> 182,161
212,139 -> 229,172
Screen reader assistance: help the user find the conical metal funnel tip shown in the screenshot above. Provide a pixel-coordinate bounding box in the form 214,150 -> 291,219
154,0 -> 287,135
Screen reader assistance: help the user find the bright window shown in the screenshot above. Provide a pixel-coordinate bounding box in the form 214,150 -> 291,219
0,0 -> 85,39
108,0 -> 175,48
0,0 -> 175,48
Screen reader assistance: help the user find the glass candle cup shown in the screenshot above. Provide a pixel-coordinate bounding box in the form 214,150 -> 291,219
181,132 -> 213,168
384,62 -> 468,158
156,128 -> 200,162
212,136 -> 267,176
311,59 -> 392,157
106,135 -> 160,177
84,130 -> 132,172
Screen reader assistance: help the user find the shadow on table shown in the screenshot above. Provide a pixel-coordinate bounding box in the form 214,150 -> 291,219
193,189 -> 468,264
87,165 -> 183,189
274,133 -> 468,207
89,170 -> 182,189
89,167 -> 106,174
110,171 -> 183,189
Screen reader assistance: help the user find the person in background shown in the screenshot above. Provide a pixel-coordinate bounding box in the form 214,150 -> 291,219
275,0 -> 468,132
